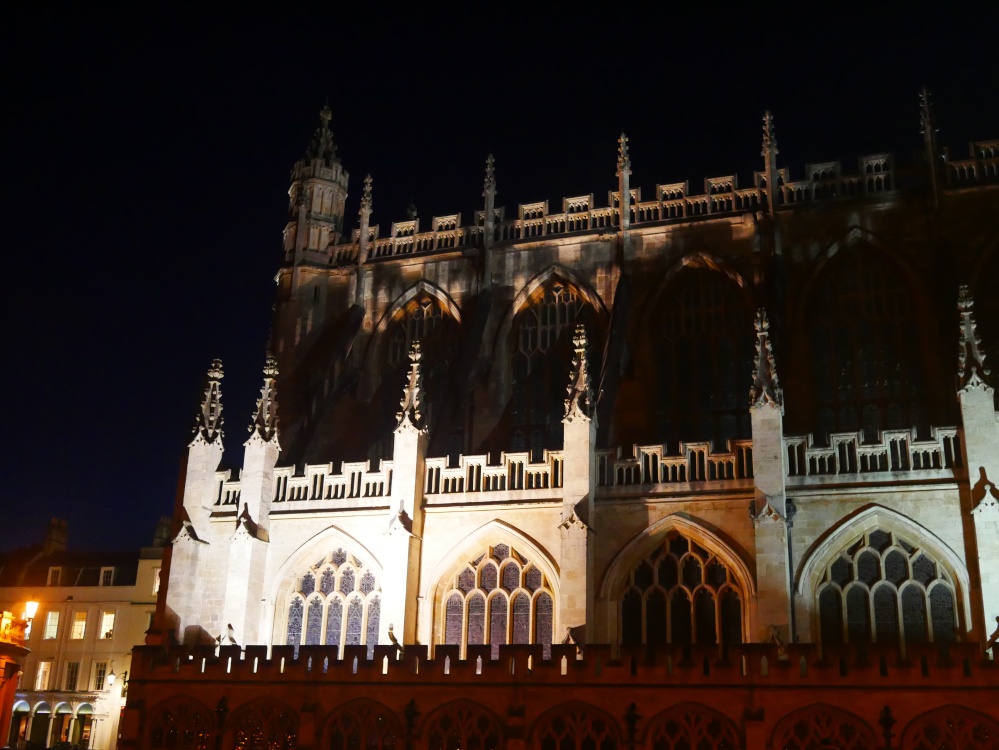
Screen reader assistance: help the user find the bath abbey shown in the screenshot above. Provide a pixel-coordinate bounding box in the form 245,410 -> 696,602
124,96 -> 999,749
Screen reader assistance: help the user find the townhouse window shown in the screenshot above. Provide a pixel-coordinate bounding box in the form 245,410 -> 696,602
100,567 -> 114,586
71,612 -> 87,639
93,662 -> 107,690
47,567 -> 61,586
43,611 -> 60,640
100,611 -> 115,639
64,662 -> 80,691
35,660 -> 52,690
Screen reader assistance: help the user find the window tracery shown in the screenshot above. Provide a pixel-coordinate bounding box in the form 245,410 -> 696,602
810,250 -> 926,443
817,529 -> 958,645
654,268 -> 753,451
770,704 -> 875,750
231,700 -> 298,750
536,705 -> 618,750
326,702 -> 400,750
285,548 -> 380,653
147,699 -> 215,750
645,704 -> 739,750
512,281 -> 597,459
441,544 -> 556,657
620,531 -> 743,646
425,702 -> 502,750
903,706 -> 999,750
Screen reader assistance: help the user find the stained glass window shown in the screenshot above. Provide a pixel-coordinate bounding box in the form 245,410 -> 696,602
468,594 -> 486,645
360,571 -> 376,595
340,568 -> 355,595
366,597 -> 380,657
306,597 -> 323,645
426,703 -> 502,750
345,597 -> 363,646
327,704 -> 400,750
817,528 -> 958,646
231,701 -> 297,750
147,700 -> 215,750
620,531 -> 741,646
320,569 -> 336,595
501,563 -> 520,592
301,574 -> 316,596
511,594 -> 530,644
286,599 -> 303,645
326,598 -> 343,648
445,594 -> 464,645
489,598 -> 508,659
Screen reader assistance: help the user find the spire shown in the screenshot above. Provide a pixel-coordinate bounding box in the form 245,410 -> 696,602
958,285 -> 992,391
305,105 -> 337,165
762,111 -> 779,216
248,355 -> 280,442
750,309 -> 783,410
191,359 -> 224,444
616,133 -> 631,177
360,174 -> 373,215
563,324 -> 594,423
919,86 -> 941,207
396,341 -> 425,432
483,154 -> 496,195
358,174 -> 373,266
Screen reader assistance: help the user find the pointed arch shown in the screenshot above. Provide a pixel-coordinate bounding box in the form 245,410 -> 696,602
795,503 -> 972,638
769,703 -> 875,750
902,705 -> 999,750
364,279 -> 463,374
324,699 -> 402,750
421,519 -> 560,649
639,249 -> 754,332
228,697 -> 298,750
420,699 -> 505,750
145,696 -> 217,750
530,701 -> 621,750
599,513 -> 755,599
641,702 -> 740,750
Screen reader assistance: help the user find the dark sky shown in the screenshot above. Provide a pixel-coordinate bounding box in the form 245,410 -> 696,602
4,5 -> 997,551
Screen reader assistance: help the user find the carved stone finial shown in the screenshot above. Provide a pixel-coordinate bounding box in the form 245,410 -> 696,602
919,86 -> 937,136
396,341 -> 425,432
957,285 -> 992,392
750,308 -> 783,410
563,324 -> 594,423
406,203 -> 418,221
248,355 -> 280,442
616,133 -> 631,176
483,154 -> 496,196
360,174 -> 373,215
306,105 -> 337,164
761,111 -> 778,157
191,359 -> 224,444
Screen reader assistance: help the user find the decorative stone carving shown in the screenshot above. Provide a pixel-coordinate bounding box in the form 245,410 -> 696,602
360,174 -> 373,216
752,500 -> 785,527
248,356 -> 280,443
483,154 -> 496,196
396,341 -> 425,433
616,133 -> 631,177
558,509 -> 588,533
750,308 -> 783,411
958,285 -> 993,393
191,359 -> 224,445
306,105 -> 337,164
563,324 -> 593,423
919,87 -> 937,139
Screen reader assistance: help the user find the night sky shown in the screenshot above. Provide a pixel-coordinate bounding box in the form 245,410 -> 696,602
4,6 -> 997,551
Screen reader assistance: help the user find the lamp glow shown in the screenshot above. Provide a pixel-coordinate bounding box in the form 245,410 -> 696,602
24,601 -> 39,619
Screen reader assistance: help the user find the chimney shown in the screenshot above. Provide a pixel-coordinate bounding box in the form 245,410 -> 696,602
43,518 -> 68,554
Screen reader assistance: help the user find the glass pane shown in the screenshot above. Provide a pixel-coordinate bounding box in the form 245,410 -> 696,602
326,599 -> 343,647
468,594 -> 486,646
306,597 -> 323,645
819,587 -> 843,645
445,594 -> 463,646
489,597 -> 508,658
511,593 -> 530,644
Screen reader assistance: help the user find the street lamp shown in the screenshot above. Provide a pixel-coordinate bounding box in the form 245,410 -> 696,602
24,601 -> 39,620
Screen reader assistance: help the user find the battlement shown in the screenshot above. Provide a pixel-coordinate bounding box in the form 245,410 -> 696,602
324,140 -> 999,268
130,641 -> 997,689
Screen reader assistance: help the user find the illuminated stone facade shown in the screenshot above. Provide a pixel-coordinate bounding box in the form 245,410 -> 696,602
129,98 -> 999,748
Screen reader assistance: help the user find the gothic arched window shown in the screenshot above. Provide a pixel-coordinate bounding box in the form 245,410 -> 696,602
816,529 -> 958,646
284,548 -> 380,655
231,700 -> 298,750
373,290 -> 461,460
645,704 -> 739,750
902,706 -> 999,750
620,531 -> 743,646
440,543 -> 556,658
536,704 -> 618,750
147,699 -> 216,750
770,704 -> 876,750
512,281 -> 598,459
424,702 -> 503,750
654,268 -> 753,451
810,249 -> 926,443
326,702 -> 400,750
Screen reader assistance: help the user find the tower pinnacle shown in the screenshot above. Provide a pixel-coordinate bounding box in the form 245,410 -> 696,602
750,309 -> 783,410
762,111 -> 779,216
306,105 -> 338,165
958,285 -> 992,391
616,133 -> 631,177
248,356 -> 280,443
919,86 -> 941,208
483,154 -> 496,195
396,341 -> 425,432
563,324 -> 594,423
191,359 -> 224,445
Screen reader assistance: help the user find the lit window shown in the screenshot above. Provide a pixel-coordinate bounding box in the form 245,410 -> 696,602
152,567 -> 161,595
43,611 -> 60,640
92,661 -> 107,690
100,567 -> 114,586
100,612 -> 115,640
34,661 -> 52,690
47,567 -> 61,586
71,612 -> 87,640
65,661 -> 80,691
